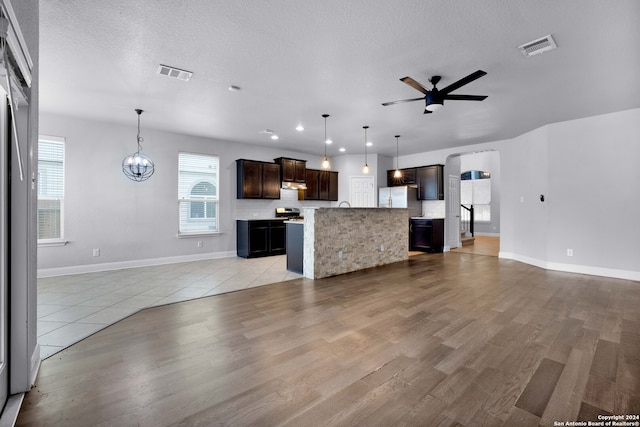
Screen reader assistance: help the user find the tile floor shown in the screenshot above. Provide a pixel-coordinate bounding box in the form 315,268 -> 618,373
37,255 -> 302,359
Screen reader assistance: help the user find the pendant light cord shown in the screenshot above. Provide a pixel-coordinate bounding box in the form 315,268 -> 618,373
364,126 -> 368,164
323,114 -> 328,157
136,109 -> 144,152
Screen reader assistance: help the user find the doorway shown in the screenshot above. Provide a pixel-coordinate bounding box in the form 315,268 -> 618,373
445,150 -> 501,252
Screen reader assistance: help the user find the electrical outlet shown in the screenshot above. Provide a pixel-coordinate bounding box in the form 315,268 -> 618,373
380,244 -> 385,252
197,241 -> 203,248
92,248 -> 100,257
567,249 -> 573,256
338,250 -> 343,259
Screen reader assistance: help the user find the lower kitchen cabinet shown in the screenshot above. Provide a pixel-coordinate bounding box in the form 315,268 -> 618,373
237,220 -> 286,258
410,218 -> 444,253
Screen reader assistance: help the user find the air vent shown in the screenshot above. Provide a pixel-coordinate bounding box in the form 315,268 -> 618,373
518,34 -> 557,57
157,64 -> 193,81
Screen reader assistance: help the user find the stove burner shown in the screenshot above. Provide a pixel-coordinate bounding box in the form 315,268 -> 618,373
275,207 -> 302,219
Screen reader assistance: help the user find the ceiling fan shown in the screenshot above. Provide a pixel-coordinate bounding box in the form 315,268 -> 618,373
382,70 -> 488,114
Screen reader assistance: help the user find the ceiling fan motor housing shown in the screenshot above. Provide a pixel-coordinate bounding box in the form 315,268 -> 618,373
426,90 -> 443,109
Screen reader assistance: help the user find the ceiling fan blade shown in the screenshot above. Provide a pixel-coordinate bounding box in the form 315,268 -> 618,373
400,77 -> 429,95
440,70 -> 487,95
443,94 -> 488,101
382,97 -> 425,106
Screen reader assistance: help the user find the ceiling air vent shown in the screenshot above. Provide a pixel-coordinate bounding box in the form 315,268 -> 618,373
518,34 -> 557,57
157,64 -> 193,81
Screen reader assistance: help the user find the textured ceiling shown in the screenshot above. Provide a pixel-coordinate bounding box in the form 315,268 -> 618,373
39,0 -> 640,158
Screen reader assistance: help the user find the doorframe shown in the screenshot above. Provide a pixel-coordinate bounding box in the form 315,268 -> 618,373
0,87 -> 8,412
445,174 -> 461,250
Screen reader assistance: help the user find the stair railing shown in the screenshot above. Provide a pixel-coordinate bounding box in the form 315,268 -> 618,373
460,204 -> 474,237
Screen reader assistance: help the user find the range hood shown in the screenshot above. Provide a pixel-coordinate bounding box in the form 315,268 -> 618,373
281,181 -> 307,190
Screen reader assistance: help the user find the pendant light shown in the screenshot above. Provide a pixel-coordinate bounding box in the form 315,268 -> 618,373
362,125 -> 370,174
321,114 -> 331,170
122,109 -> 155,182
393,135 -> 402,179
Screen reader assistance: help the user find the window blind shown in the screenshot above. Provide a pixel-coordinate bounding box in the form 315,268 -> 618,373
37,138 -> 65,240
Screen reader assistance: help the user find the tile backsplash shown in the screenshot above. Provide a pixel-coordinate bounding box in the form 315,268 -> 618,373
235,189 -> 332,219
421,200 -> 446,218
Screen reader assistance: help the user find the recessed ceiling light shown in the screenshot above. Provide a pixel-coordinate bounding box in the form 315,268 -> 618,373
270,134 -> 279,140
325,139 -> 332,144
296,124 -> 304,131
228,85 -> 241,91
366,142 -> 373,147
339,147 -> 346,152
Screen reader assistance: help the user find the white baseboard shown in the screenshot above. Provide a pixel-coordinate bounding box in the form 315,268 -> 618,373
499,252 -> 640,282
37,251 -> 237,278
474,232 -> 500,237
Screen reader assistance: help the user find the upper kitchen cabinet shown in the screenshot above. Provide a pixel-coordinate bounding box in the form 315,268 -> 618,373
328,171 -> 339,201
387,167 -> 417,187
274,157 -> 306,185
304,169 -> 320,200
417,165 -> 444,200
301,169 -> 338,201
236,159 -> 281,199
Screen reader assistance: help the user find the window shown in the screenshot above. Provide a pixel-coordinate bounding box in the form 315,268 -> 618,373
461,170 -> 491,222
37,136 -> 65,240
179,152 -> 219,233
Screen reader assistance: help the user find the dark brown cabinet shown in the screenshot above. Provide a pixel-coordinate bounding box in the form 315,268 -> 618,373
274,157 -> 306,184
410,218 -> 444,252
237,220 -> 286,258
417,165 -> 444,200
387,168 -> 417,187
236,159 -> 281,199
303,169 -> 338,201
304,169 -> 320,200
328,171 -> 339,201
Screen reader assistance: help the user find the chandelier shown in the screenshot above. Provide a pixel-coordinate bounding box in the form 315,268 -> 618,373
122,109 -> 155,182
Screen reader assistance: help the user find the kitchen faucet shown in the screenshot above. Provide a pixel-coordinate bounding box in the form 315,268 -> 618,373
338,201 -> 351,207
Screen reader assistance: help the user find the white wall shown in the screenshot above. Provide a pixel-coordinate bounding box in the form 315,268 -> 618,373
398,108 -> 640,281
545,109 -> 640,273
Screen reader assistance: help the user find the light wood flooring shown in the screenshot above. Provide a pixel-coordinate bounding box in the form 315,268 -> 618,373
450,236 -> 500,257
18,252 -> 640,426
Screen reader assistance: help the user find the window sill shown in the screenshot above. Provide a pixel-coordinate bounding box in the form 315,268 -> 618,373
38,239 -> 69,248
176,231 -> 221,239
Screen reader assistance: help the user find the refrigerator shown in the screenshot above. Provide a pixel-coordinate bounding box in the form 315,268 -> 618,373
378,186 -> 421,217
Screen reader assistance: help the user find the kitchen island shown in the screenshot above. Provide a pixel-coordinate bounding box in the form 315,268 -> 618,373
301,207 -> 409,279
